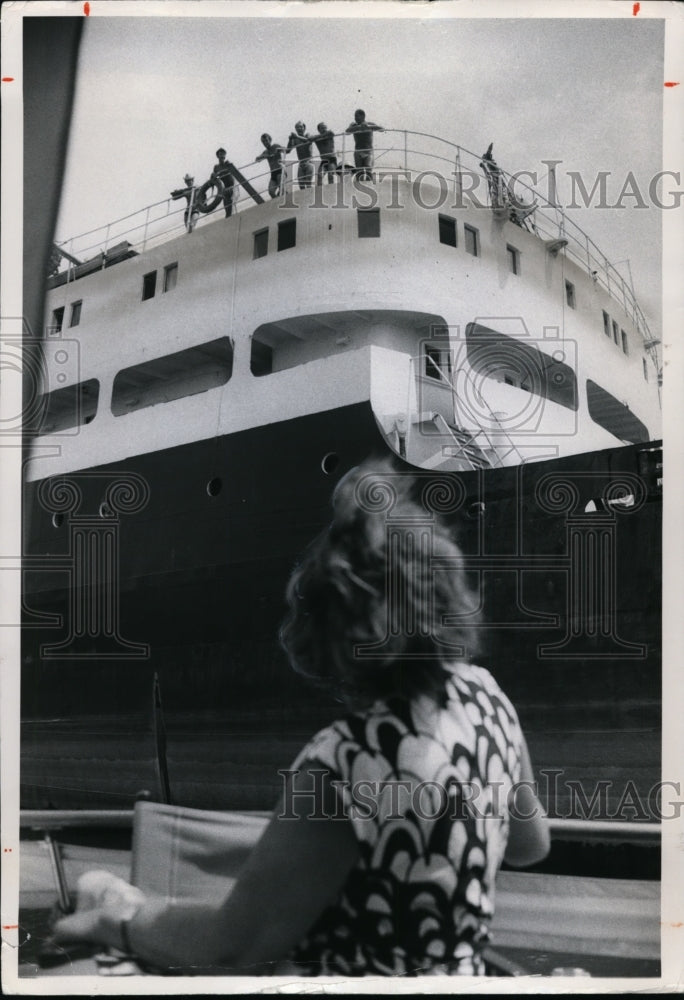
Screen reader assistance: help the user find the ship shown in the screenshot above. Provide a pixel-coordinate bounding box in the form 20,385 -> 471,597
21,130 -> 662,814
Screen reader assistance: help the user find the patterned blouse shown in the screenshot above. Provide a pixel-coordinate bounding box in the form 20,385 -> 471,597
288,663 -> 523,976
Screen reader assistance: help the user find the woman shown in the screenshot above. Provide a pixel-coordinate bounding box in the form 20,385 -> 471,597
54,461 -> 549,976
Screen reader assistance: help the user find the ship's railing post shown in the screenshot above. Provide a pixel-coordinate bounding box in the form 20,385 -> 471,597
604,254 -> 611,296
142,205 -> 151,252
454,148 -> 462,205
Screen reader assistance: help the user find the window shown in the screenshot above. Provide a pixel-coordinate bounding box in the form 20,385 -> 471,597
643,358 -> 649,382
250,338 -> 273,377
506,244 -> 520,275
586,379 -> 649,444
464,225 -> 479,257
253,228 -> 269,259
112,337 -> 234,415
142,271 -> 157,300
424,347 -> 443,380
602,310 -> 611,337
357,209 -> 380,238
51,306 -> 64,332
39,378 -> 99,433
621,329 -> 629,355
277,218 -> 296,251
69,300 -> 82,327
612,319 -> 619,345
438,214 -> 457,248
565,280 -> 576,309
466,322 -> 578,411
163,263 -> 178,292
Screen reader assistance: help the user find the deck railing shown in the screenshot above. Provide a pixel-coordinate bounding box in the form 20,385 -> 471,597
51,130 -> 655,347
19,808 -> 661,845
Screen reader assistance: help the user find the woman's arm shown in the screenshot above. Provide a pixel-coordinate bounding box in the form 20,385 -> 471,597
504,733 -> 551,868
54,763 -> 359,974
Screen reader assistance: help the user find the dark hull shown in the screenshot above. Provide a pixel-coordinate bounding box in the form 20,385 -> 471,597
22,402 -> 661,812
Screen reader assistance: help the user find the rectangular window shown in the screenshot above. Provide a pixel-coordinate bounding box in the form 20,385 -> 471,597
112,337 -> 234,415
277,218 -> 296,252
464,225 -> 479,257
643,358 -> 649,382
621,329 -> 629,355
357,209 -> 380,238
69,300 -> 82,327
425,347 -> 442,380
602,310 -> 611,337
142,271 -> 157,301
565,280 -> 576,309
253,228 -> 269,259
438,214 -> 457,248
424,346 -> 451,381
506,245 -> 520,275
51,306 -> 64,332
612,319 -> 619,345
163,263 -> 178,292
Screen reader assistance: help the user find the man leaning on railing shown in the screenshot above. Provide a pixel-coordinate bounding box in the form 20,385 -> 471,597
345,109 -> 384,181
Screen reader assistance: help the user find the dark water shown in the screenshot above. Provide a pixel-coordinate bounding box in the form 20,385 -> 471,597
21,705 -> 661,818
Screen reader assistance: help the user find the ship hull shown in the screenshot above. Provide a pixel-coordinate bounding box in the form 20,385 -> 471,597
21,402 -> 661,812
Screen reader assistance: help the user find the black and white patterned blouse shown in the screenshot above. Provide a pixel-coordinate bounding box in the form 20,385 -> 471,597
288,663 -> 523,976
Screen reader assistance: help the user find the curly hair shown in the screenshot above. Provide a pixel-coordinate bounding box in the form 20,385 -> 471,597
280,460 -> 481,709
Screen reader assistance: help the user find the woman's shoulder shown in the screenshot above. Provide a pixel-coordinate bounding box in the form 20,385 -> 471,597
446,662 -> 521,722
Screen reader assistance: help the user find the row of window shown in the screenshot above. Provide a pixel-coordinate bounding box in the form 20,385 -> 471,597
52,260 -> 179,315
142,262 -> 178,301
51,299 -> 82,332
602,309 -> 631,358
253,218 -> 298,258
437,214 -> 482,259
38,330 -> 649,446
253,211 -> 384,259
51,221 -> 637,355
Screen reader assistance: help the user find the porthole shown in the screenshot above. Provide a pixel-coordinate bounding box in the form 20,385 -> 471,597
207,477 -> 222,497
466,501 -> 486,519
321,453 -> 339,475
52,513 -> 64,528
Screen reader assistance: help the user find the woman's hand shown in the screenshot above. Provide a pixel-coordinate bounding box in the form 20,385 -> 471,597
52,871 -> 146,951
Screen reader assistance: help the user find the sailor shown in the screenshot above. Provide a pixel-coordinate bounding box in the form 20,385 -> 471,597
344,108 -> 384,181
256,134 -> 286,198
479,142 -> 505,209
313,122 -> 339,184
286,122 -> 314,189
170,174 -> 199,233
212,148 -> 235,217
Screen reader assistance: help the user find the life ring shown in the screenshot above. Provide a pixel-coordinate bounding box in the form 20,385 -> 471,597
196,178 -> 224,214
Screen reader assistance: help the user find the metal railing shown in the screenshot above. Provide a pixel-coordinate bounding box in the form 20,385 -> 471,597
19,808 -> 661,845
50,130 -> 655,348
